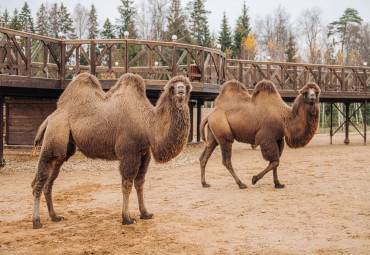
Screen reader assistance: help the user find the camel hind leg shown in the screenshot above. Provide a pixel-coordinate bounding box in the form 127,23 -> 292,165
31,112 -> 71,229
199,125 -> 218,187
43,142 -> 76,223
220,142 -> 247,189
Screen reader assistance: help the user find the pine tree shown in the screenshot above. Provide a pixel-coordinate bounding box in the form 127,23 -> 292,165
0,9 -> 10,27
166,0 -> 190,43
48,3 -> 60,38
116,0 -> 137,38
59,3 -> 76,39
233,1 -> 251,58
36,4 -> 49,36
218,12 -> 232,52
87,4 -> 99,39
20,2 -> 35,33
188,0 -> 211,47
101,18 -> 116,39
284,33 -> 297,62
9,9 -> 23,31
328,8 -> 363,54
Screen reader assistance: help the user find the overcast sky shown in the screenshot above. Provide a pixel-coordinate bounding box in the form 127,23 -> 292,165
1,0 -> 369,36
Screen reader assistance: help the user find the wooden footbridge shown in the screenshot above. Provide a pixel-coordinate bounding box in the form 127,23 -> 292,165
0,27 -> 369,165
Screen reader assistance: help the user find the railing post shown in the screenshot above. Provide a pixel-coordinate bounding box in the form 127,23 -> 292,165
341,67 -> 345,92
201,50 -> 205,83
318,66 -> 322,89
26,37 -> 31,77
90,41 -> 96,75
239,62 -> 243,83
293,65 -> 298,90
60,41 -> 66,81
364,69 -> 367,93
125,41 -> 129,73
172,44 -> 177,77
267,62 -> 271,80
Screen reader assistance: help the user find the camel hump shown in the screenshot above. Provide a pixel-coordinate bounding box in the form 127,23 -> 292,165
252,80 -> 278,98
217,80 -> 250,103
57,73 -> 104,108
106,73 -> 146,98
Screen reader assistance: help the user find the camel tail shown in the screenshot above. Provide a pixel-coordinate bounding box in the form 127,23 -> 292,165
200,115 -> 210,146
32,117 -> 48,156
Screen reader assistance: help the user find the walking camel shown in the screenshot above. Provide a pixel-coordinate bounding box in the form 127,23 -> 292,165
31,73 -> 192,228
199,79 -> 320,188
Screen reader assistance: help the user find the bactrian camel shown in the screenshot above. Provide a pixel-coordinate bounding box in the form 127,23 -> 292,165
199,79 -> 320,189
31,73 -> 192,228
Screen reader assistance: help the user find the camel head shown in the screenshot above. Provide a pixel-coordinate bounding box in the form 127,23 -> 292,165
164,76 -> 192,109
299,82 -> 321,105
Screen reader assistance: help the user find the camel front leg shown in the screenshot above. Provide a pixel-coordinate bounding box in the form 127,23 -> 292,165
135,152 -> 153,220
273,168 -> 285,188
252,161 -> 279,185
119,156 -> 140,225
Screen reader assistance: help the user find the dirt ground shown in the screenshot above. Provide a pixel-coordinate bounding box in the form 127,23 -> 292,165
0,133 -> 369,254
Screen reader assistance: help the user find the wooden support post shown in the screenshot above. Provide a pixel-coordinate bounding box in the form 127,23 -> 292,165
344,102 -> 350,144
90,41 -> 96,75
172,45 -> 177,77
26,37 -> 31,77
0,96 -> 5,166
330,102 -> 333,145
125,41 -> 129,73
200,51 -> 205,83
239,62 -> 243,83
365,99 -> 367,145
60,41 -> 66,81
188,101 -> 195,142
267,62 -> 271,80
318,66 -> 322,89
197,99 -> 203,142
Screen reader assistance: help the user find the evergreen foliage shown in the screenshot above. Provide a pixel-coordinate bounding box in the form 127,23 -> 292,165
233,1 -> 251,58
87,4 -> 99,39
20,2 -> 34,33
188,0 -> 211,47
166,0 -> 190,43
116,0 -> 137,39
284,33 -> 297,62
59,3 -> 76,39
218,12 -> 232,52
36,4 -> 49,36
9,9 -> 23,31
101,18 -> 116,39
0,9 -> 10,27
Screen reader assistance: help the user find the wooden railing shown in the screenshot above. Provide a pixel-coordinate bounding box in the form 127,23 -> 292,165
225,59 -> 369,94
1,27 -> 370,96
0,27 -> 226,86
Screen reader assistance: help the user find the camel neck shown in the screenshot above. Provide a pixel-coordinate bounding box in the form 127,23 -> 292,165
285,96 -> 319,148
149,92 -> 190,163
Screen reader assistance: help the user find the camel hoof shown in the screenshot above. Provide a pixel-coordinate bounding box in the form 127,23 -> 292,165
202,183 -> 211,188
52,215 -> 65,222
238,183 -> 247,189
252,176 -> 258,185
275,183 -> 286,189
122,218 -> 137,225
140,213 -> 154,220
33,221 -> 43,229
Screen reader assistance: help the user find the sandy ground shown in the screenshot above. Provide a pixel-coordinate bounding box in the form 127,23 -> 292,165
0,133 -> 369,254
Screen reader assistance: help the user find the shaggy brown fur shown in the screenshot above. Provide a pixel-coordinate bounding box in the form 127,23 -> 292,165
199,79 -> 320,189
31,73 -> 192,229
